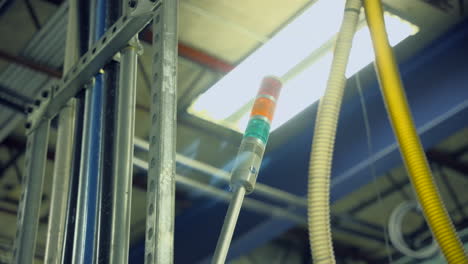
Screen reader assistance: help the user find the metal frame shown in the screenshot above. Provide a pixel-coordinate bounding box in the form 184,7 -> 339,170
13,0 -> 160,263
11,0 -> 468,262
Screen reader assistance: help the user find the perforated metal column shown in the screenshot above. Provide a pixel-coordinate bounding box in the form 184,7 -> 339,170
145,1 -> 178,263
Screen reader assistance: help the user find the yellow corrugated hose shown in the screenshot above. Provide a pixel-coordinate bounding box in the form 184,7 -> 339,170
363,0 -> 468,263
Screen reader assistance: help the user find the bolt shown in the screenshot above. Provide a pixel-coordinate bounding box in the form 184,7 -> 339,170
25,122 -> 31,129
249,166 -> 257,174
26,106 -> 33,113
42,90 -> 49,98
34,100 -> 40,106
128,0 -> 137,8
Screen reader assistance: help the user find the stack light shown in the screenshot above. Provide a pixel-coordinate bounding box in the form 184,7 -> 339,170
231,76 -> 283,193
243,76 -> 282,145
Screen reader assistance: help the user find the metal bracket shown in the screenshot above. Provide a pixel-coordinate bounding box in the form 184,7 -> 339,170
26,0 -> 161,133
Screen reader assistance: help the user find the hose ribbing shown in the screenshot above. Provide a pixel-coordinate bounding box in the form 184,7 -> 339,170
363,1 -> 468,263
307,0 -> 361,263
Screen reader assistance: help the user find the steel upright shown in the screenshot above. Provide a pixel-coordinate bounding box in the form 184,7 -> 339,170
12,121 -> 50,264
144,0 -> 179,263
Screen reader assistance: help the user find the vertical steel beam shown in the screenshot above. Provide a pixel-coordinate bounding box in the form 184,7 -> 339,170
108,38 -> 138,263
62,91 -> 86,264
44,0 -> 80,262
96,60 -> 119,263
12,121 -> 50,264
61,1 -> 91,260
145,0 -> 178,263
95,0 -> 121,262
44,105 -> 75,263
72,81 -> 101,264
72,0 -> 106,262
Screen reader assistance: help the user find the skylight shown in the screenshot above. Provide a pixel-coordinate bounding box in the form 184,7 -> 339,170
188,1 -> 418,132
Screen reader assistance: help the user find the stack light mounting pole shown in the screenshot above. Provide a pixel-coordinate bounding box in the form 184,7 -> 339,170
144,0 -> 178,263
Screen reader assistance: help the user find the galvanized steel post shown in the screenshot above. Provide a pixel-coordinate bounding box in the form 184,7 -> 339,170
12,121 -> 50,264
44,0 -> 80,262
108,37 -> 139,263
145,0 -> 178,263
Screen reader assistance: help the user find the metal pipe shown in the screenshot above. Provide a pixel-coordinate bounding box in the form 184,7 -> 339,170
44,104 -> 75,264
72,82 -> 101,264
72,0 -> 106,262
145,1 -> 178,263
108,39 -> 138,264
61,2 -> 88,254
95,0 -> 121,261
96,60 -> 119,263
211,186 -> 246,264
12,121 -> 50,264
62,91 -> 86,264
44,0 -> 80,261
61,2 -> 88,256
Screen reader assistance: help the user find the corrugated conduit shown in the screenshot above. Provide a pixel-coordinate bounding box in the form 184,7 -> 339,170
307,0 -> 361,263
363,0 -> 468,263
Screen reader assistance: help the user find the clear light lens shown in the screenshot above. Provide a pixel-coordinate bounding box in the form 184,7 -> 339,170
189,2 -> 418,132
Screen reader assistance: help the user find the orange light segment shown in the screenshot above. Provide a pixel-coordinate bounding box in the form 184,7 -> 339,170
250,97 -> 276,121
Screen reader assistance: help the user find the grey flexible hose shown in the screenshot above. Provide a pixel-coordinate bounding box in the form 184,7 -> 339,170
389,201 -> 439,259
307,0 -> 361,263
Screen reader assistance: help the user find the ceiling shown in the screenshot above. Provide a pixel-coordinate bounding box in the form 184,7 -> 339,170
0,0 -> 467,263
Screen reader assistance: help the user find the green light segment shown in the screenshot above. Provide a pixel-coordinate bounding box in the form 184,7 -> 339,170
244,118 -> 270,144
